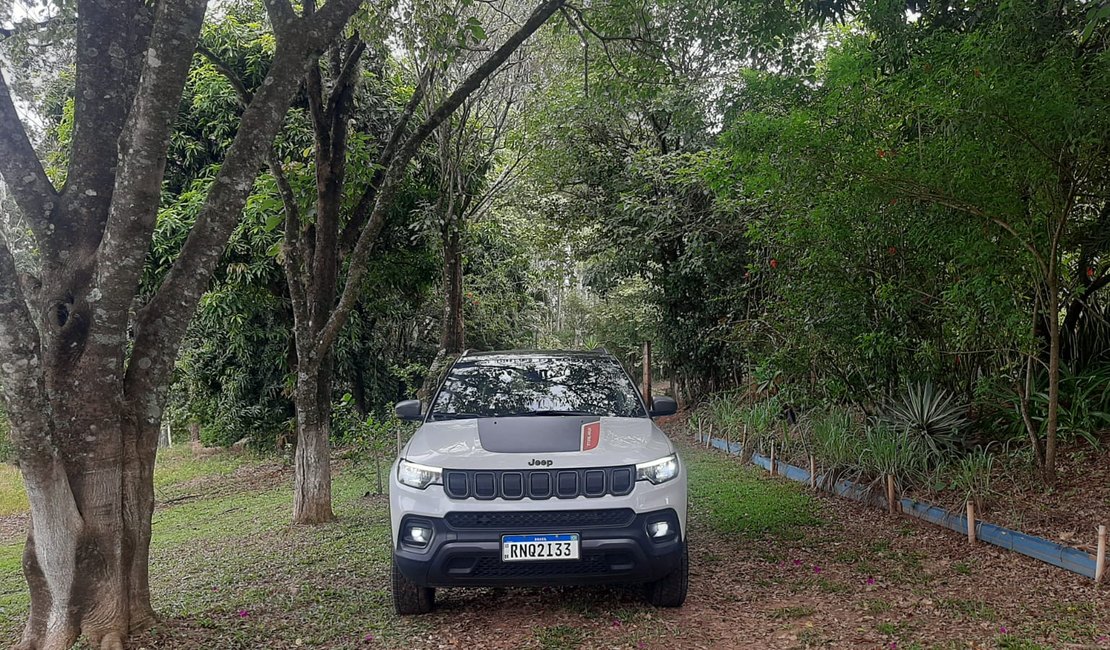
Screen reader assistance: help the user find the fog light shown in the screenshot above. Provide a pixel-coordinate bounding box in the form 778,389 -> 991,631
407,525 -> 431,545
648,521 -> 671,538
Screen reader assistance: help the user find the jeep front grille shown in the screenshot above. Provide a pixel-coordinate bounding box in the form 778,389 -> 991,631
443,466 -> 635,500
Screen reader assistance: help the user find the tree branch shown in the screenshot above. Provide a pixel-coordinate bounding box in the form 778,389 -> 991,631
305,60 -> 328,137
0,235 -> 53,463
127,0 -> 365,402
325,39 -> 367,117
263,0 -> 297,34
882,176 -> 1050,278
276,159 -> 310,338
195,38 -> 309,331
0,68 -> 58,245
62,0 -> 153,248
93,0 -> 209,334
315,0 -> 566,359
339,65 -> 435,252
196,43 -> 253,105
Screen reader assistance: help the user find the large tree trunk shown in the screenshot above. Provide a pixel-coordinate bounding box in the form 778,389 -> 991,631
293,364 -> 335,524
10,379 -> 161,650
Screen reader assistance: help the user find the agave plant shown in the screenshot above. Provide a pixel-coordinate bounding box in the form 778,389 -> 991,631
883,381 -> 969,455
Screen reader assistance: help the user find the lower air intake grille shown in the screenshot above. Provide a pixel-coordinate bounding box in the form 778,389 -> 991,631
444,508 -> 636,530
470,554 -> 629,578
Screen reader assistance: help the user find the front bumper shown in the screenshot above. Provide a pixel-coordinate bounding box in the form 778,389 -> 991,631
394,508 -> 684,587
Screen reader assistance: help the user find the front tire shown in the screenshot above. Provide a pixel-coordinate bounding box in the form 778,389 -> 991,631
645,542 -> 688,607
392,557 -> 435,615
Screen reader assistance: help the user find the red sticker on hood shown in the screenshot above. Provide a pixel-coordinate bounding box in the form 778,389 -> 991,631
581,421 -> 600,451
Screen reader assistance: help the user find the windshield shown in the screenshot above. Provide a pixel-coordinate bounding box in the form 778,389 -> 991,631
427,355 -> 647,420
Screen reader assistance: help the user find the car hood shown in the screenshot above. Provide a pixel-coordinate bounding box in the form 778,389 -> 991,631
402,416 -> 673,469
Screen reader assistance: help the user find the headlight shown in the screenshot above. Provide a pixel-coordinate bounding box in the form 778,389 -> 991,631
636,454 -> 679,485
397,460 -> 442,490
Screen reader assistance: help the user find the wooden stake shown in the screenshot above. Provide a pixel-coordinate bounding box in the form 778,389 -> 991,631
769,442 -> 776,476
966,502 -> 977,544
886,474 -> 897,514
1097,525 -> 1107,583
642,341 -> 652,406
809,455 -> 816,490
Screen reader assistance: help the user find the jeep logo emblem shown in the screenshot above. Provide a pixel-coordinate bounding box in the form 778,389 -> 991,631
528,458 -> 553,467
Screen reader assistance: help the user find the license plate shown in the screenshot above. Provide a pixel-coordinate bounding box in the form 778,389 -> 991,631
501,533 -> 580,562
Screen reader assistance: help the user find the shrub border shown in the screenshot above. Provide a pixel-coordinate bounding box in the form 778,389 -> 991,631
694,431 -> 1100,581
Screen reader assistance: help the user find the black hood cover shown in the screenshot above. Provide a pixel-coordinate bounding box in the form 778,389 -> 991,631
477,416 -> 600,453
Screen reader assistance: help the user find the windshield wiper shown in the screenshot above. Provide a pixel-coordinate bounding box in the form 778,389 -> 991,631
503,410 -> 600,417
428,412 -> 483,421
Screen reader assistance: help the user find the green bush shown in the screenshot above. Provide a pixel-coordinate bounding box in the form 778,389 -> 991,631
858,421 -> 931,488
705,392 -> 745,445
333,395 -> 412,496
946,448 -> 996,512
806,409 -> 863,484
741,397 -> 781,455
980,363 -> 1110,452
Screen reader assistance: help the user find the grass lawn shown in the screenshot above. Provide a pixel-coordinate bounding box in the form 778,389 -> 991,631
684,448 -> 821,541
0,464 -> 26,516
0,448 -> 423,648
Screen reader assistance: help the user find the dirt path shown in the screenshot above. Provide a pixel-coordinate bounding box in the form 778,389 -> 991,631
405,427 -> 1110,650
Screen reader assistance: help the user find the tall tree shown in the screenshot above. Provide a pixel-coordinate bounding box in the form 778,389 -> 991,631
426,36 -> 538,357
211,0 -> 567,523
0,1 -> 361,647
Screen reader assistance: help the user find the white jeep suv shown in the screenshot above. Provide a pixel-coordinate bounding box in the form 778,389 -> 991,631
389,350 -> 687,614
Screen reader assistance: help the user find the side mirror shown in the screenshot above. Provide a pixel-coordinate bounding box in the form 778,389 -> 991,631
395,399 -> 424,422
650,396 -> 678,417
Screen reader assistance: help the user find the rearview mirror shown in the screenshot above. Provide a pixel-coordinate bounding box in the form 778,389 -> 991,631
395,399 -> 424,422
650,396 -> 678,418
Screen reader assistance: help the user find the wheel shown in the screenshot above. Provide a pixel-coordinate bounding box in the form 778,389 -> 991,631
645,542 -> 688,608
392,557 -> 435,615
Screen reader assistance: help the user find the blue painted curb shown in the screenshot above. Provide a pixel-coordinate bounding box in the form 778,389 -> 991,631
694,432 -> 1098,580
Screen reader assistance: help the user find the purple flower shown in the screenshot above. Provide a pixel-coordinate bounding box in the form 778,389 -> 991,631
889,643 -> 897,650
866,577 -> 875,585
1000,626 -> 1008,634
813,566 -> 822,574
237,610 -> 249,619
792,559 -> 802,566
611,619 -> 621,628
364,634 -> 375,644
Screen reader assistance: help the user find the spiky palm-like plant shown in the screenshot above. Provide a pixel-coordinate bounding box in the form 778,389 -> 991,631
884,382 -> 969,455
